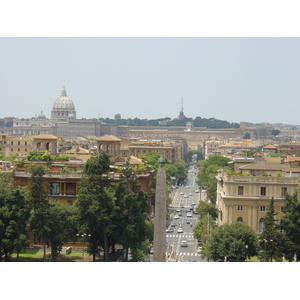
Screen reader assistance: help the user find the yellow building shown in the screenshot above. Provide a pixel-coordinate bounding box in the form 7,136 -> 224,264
216,162 -> 300,234
0,134 -> 34,156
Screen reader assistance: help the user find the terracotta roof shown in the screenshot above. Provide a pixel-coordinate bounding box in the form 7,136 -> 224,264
96,135 -> 121,142
263,144 -> 277,149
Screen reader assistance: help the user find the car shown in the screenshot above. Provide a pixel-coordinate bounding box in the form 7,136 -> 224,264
177,227 -> 183,233
189,205 -> 194,210
180,192 -> 184,195
174,214 -> 179,219
189,193 -> 192,196
187,212 -> 192,217
149,246 -> 153,254
170,222 -> 176,227
176,208 -> 181,212
184,195 -> 188,198
192,201 -> 196,205
166,227 -> 174,233
186,219 -> 190,224
181,240 -> 188,247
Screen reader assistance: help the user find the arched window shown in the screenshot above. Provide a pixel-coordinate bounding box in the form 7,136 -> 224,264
237,217 -> 243,223
259,218 -> 265,233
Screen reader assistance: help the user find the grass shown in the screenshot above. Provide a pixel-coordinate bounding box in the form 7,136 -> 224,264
10,249 -> 94,262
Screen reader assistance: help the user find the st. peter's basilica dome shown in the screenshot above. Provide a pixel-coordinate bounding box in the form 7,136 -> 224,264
51,87 -> 76,121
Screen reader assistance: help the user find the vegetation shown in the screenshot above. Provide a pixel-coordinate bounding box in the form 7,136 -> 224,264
27,150 -> 70,161
99,116 -> 239,129
196,154 -> 231,203
75,152 -> 115,262
0,173 -> 29,261
112,162 -> 149,261
259,198 -> 287,262
208,222 -> 259,262
280,191 -> 300,261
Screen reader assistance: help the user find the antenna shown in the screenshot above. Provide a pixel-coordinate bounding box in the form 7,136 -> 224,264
181,98 -> 183,113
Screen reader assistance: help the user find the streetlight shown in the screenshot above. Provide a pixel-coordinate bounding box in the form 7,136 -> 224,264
76,232 -> 91,262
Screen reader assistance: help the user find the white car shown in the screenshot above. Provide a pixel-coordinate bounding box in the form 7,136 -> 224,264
187,212 -> 192,217
174,214 -> 179,219
177,227 -> 183,233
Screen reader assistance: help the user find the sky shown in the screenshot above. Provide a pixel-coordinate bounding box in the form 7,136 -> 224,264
1,37 -> 299,125
1,2 -> 300,128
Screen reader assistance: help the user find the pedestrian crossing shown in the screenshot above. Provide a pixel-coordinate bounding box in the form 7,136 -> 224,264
166,234 -> 194,238
179,252 -> 198,256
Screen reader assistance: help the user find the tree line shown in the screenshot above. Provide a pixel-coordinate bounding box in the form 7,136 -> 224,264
0,152 -> 155,262
99,116 -> 239,128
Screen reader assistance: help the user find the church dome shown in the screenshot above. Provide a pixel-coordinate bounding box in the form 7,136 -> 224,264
51,87 -> 76,121
38,110 -> 46,119
52,87 -> 75,110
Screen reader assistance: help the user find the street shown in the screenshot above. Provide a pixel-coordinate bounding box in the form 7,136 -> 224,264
167,161 -> 206,262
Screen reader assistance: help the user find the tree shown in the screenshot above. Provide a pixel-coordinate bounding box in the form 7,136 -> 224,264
0,173 -> 30,261
280,191 -> 300,261
76,152 -> 115,262
271,129 -> 280,136
174,159 -> 188,184
28,164 -> 52,261
193,213 -> 216,251
197,154 -> 230,203
243,132 -> 251,139
196,201 -> 218,220
47,200 -> 79,261
112,162 -> 148,261
258,198 -> 286,262
208,222 -> 258,262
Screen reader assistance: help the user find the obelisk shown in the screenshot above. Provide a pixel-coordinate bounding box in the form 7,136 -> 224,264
153,154 -> 166,262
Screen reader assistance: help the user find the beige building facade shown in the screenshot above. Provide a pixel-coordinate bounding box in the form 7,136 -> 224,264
216,162 -> 300,234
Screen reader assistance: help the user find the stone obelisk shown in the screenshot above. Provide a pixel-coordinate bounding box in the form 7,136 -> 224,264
153,153 -> 166,262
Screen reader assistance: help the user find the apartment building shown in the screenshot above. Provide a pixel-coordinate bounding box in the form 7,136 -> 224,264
216,159 -> 300,234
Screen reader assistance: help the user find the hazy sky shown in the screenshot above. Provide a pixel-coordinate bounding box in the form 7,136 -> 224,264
1,37 -> 299,125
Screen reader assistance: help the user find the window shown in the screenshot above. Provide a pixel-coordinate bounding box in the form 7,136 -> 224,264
237,205 -> 243,211
259,218 -> 265,233
238,186 -> 244,195
66,183 -> 76,195
237,217 -> 243,223
260,187 -> 266,196
260,206 -> 266,212
50,183 -> 60,195
281,187 -> 287,197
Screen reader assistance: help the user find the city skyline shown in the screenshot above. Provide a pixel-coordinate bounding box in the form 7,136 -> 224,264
1,38 -> 300,125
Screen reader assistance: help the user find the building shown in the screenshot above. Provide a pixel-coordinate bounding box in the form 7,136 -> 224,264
216,159 -> 300,234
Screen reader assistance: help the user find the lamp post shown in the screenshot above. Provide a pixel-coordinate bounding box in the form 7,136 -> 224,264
77,232 -> 91,262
